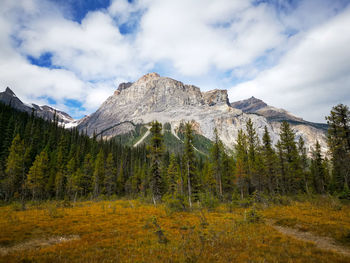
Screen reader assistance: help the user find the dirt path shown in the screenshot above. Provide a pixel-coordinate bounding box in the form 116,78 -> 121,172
266,219 -> 350,257
0,235 -> 79,256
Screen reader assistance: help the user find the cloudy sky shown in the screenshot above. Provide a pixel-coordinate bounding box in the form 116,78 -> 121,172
0,0 -> 349,122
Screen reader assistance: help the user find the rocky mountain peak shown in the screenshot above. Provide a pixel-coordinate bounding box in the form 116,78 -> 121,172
231,96 -> 267,112
135,72 -> 160,84
5,87 -> 16,96
0,87 -> 74,125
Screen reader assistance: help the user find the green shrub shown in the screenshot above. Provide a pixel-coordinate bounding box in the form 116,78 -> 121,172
245,206 -> 262,223
199,192 -> 219,211
163,194 -> 189,212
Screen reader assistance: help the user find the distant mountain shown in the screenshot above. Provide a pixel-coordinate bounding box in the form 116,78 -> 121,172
231,96 -> 328,131
78,73 -> 328,154
0,87 -> 75,125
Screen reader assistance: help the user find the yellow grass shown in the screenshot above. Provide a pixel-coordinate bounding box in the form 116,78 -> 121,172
0,199 -> 349,262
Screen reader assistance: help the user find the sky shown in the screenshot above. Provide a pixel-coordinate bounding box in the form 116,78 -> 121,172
0,0 -> 349,122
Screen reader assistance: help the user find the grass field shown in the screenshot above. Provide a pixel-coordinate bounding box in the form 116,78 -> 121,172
0,197 -> 349,262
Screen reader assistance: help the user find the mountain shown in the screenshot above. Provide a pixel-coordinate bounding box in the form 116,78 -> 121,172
0,87 -> 75,125
231,97 -> 328,130
78,73 -> 328,154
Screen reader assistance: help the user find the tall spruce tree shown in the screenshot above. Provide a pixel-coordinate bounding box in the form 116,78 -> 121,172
149,121 -> 164,203
326,104 -> 350,191
278,121 -> 302,193
4,134 -> 25,200
105,153 -> 116,197
26,150 -> 49,200
311,141 -> 326,194
261,127 -> 278,194
298,136 -> 309,193
167,154 -> 180,197
93,149 -> 105,198
246,119 -> 262,193
184,123 -> 199,207
235,129 -> 248,199
210,128 -> 223,198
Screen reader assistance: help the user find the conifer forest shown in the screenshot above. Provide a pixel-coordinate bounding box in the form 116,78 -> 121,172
1,101 -> 349,204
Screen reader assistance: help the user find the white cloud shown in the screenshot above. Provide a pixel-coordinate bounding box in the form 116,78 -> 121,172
228,6 -> 350,123
136,0 -> 284,75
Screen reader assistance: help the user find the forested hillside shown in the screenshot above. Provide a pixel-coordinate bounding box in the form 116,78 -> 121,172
0,101 -> 349,205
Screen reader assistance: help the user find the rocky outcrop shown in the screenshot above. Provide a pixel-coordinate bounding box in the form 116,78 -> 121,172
0,87 -> 75,125
78,73 -> 328,154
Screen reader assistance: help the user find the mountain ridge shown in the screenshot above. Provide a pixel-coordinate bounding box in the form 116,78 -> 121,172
1,74 -> 328,154
78,73 -> 328,154
0,87 -> 75,125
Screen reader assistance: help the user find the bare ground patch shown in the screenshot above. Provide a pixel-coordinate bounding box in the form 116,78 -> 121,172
0,235 -> 80,256
266,219 -> 350,257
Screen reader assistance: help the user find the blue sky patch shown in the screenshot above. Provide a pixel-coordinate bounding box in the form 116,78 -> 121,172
49,0 -> 111,23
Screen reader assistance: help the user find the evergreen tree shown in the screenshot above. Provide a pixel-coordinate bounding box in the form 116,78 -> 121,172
209,128 -> 223,198
184,123 -> 199,207
116,160 -> 125,196
149,121 -> 164,203
246,119 -> 262,193
93,149 -> 105,198
278,121 -> 302,193
235,129 -> 248,199
326,104 -> 350,191
261,127 -> 278,194
298,136 -> 310,193
65,157 -> 77,199
311,141 -> 326,194
82,153 -> 94,196
167,154 -> 180,197
4,134 -> 25,200
105,153 -> 116,197
26,150 -> 49,200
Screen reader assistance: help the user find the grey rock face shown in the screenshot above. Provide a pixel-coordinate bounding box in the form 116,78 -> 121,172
0,87 -> 74,124
78,73 -> 328,155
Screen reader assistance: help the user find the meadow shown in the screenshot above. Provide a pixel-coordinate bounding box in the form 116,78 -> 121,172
1,197 -> 350,263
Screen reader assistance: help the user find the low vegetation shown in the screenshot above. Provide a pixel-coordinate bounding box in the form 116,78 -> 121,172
0,198 -> 349,262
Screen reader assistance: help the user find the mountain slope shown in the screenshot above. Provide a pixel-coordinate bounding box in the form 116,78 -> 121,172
78,73 -> 327,154
0,87 -> 75,125
231,97 -> 328,131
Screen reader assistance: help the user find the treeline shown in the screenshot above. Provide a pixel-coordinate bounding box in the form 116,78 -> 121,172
0,102 -> 148,202
0,102 -> 349,205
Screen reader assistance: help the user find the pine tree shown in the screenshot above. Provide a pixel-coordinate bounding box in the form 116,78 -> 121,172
311,141 -> 326,194
93,149 -> 105,198
184,123 -> 199,207
246,119 -> 262,193
4,134 -> 25,200
105,153 -> 116,197
26,150 -> 49,200
82,153 -> 94,196
298,136 -> 309,193
116,160 -> 125,196
167,154 -> 180,197
278,121 -> 301,193
235,129 -> 248,199
209,128 -> 223,198
261,126 -> 278,194
149,121 -> 164,203
65,157 -> 76,199
326,104 -> 350,191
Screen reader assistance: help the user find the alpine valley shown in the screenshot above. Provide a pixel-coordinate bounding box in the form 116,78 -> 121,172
1,73 -> 328,155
